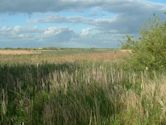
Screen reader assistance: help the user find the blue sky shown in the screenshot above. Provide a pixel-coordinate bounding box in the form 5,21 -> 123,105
0,0 -> 166,48
149,0 -> 166,3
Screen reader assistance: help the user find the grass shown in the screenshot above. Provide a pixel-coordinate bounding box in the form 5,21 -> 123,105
0,48 -> 165,125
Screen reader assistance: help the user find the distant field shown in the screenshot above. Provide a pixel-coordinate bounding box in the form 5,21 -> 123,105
0,50 -> 36,55
0,48 -> 130,64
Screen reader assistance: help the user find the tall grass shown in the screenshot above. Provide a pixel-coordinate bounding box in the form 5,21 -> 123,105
0,61 -> 166,125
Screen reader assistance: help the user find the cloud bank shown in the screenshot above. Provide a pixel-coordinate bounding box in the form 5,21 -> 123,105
0,0 -> 166,48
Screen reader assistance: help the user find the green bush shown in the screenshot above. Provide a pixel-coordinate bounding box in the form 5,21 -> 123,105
124,17 -> 166,71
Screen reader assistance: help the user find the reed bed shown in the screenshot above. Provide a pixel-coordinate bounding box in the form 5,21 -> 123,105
0,61 -> 166,125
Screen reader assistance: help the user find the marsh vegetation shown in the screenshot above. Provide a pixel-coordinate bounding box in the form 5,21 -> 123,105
1,18 -> 166,125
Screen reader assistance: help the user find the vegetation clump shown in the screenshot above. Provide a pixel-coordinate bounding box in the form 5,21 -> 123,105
122,18 -> 166,71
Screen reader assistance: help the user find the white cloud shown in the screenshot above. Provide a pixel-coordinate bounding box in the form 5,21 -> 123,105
43,27 -> 61,37
13,26 -> 22,33
80,28 -> 93,36
0,26 -> 78,47
0,25 -> 124,48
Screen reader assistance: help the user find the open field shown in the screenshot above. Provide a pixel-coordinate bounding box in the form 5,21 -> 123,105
0,48 -> 166,125
0,50 -> 38,55
0,49 -> 130,64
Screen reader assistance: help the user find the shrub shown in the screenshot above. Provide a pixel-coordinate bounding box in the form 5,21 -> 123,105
123,17 -> 166,71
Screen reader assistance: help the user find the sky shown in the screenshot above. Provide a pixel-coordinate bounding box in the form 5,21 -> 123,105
0,0 -> 166,48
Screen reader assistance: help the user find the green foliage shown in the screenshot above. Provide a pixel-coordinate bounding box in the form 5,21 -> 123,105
125,17 -> 166,71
